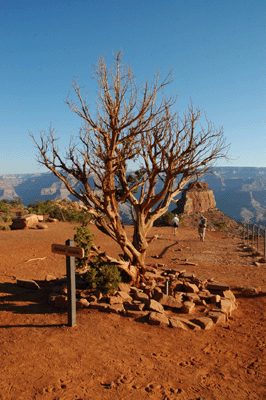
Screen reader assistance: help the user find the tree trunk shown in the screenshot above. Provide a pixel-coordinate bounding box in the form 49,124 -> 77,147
132,223 -> 148,272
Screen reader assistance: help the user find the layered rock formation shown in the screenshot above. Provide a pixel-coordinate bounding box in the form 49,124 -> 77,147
175,182 -> 216,214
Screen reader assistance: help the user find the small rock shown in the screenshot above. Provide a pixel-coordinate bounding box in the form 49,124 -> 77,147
219,298 -> 237,316
36,223 -> 48,229
206,282 -> 230,291
191,317 -> 214,330
149,312 -> 169,326
208,310 -> 227,323
76,298 -> 90,308
182,301 -> 195,314
134,291 -> 150,306
210,294 -> 221,304
125,301 -> 145,311
183,282 -> 199,293
118,282 -> 131,293
169,317 -> 188,330
109,296 -> 124,305
126,310 -> 149,318
109,304 -> 125,314
148,299 -> 165,313
144,272 -> 165,282
116,291 -> 133,302
45,274 -> 57,282
158,294 -> 182,309
177,318 -> 201,331
89,302 -> 110,312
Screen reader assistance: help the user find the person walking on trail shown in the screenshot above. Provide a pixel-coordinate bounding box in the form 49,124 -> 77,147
198,215 -> 207,241
172,214 -> 179,236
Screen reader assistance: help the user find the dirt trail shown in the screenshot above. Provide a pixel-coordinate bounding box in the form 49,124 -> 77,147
0,222 -> 266,400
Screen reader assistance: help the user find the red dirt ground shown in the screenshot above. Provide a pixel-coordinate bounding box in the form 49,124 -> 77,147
0,222 -> 266,400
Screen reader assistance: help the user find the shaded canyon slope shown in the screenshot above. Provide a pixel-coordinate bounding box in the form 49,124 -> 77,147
1,166 -> 266,226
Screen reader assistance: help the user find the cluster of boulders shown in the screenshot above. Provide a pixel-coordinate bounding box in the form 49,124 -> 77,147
11,214 -> 57,230
20,265 -> 239,331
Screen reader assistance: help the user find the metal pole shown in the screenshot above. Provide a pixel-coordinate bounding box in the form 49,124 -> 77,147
247,224 -> 249,246
66,239 -> 76,327
165,279 -> 169,296
257,226 -> 260,253
243,223 -> 245,244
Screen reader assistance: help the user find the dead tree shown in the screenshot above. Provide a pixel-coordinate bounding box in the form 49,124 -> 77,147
31,51 -> 229,282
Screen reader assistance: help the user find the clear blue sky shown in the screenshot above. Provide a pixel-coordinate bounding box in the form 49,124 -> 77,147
1,0 -> 265,174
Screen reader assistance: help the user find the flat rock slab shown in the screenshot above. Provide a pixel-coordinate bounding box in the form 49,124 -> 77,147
125,301 -> 145,311
219,298 -> 237,316
159,294 -> 182,309
149,299 -> 165,313
144,272 -> 166,282
89,302 -> 110,312
108,304 -> 125,314
177,317 -> 201,331
206,282 -> 230,291
182,301 -> 195,314
126,310 -> 149,319
191,317 -> 214,330
169,317 -> 188,330
183,281 -> 200,293
149,312 -> 169,326
208,310 -> 227,323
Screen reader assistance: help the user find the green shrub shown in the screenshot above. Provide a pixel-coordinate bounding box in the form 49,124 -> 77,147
74,225 -> 94,269
27,200 -> 92,223
74,224 -> 121,294
2,213 -> 13,223
85,259 -> 121,295
10,198 -> 23,207
0,224 -> 11,231
214,221 -> 227,230
0,201 -> 9,212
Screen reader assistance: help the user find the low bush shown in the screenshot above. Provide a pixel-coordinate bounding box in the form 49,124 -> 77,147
0,201 -> 9,212
74,225 -> 94,269
27,200 -> 92,224
214,221 -> 227,230
0,224 -> 11,231
85,259 -> 121,295
74,225 -> 121,294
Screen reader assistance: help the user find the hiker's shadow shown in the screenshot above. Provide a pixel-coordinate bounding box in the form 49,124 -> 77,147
158,241 -> 179,258
0,281 -> 65,328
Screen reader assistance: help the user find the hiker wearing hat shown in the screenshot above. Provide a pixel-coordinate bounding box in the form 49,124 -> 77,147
198,215 -> 207,241
172,214 -> 179,236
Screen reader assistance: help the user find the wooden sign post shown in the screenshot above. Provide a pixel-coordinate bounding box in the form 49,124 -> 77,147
51,240 -> 84,327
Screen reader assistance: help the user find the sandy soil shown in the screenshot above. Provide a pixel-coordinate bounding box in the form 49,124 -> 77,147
0,222 -> 266,400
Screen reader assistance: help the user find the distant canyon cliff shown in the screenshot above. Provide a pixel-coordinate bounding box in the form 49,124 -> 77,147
1,167 -> 266,226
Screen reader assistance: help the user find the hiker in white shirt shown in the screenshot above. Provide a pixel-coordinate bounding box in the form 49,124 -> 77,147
172,214 -> 179,236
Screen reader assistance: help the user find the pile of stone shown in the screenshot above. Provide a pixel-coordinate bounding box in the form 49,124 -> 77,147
41,266 -> 237,331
